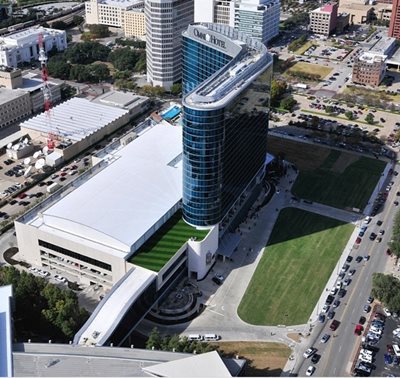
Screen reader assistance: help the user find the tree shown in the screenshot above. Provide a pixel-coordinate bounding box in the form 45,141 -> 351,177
65,41 -> 110,65
90,63 -> 110,82
372,273 -> 400,313
108,47 -> 141,71
170,83 -> 182,96
146,327 -> 162,350
390,210 -> 400,258
52,20 -> 68,30
72,15 -> 84,26
0,266 -> 88,341
325,106 -> 334,114
47,59 -> 71,80
345,110 -> 354,120
280,95 -> 297,111
365,113 -> 375,124
271,80 -> 287,107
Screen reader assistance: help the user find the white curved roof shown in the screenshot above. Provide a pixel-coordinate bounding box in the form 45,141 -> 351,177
42,124 -> 183,253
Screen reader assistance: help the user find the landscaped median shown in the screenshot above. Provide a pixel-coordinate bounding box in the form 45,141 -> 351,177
301,109 -> 384,128
129,212 -> 209,272
238,208 -> 354,326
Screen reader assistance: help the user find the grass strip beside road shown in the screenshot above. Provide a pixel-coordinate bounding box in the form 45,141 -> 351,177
302,109 -> 384,128
238,208 -> 354,326
216,341 -> 291,377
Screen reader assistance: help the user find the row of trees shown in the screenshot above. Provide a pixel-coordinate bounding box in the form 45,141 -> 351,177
146,328 -> 217,354
271,79 -> 297,111
286,70 -> 322,82
288,35 -> 308,53
0,266 -> 89,341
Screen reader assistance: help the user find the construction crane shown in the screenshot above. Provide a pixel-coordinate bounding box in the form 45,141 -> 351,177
38,32 -> 56,150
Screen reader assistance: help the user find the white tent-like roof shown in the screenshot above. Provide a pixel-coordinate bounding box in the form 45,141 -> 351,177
41,123 -> 183,253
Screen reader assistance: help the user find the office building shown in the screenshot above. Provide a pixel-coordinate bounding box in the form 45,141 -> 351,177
194,0 -> 236,25
0,27 -> 67,68
145,0 -> 194,89
0,68 -> 63,128
352,52 -> 387,87
85,0 -> 146,38
390,0 -> 400,38
123,8 -> 146,38
182,23 -> 272,228
309,3 -> 338,35
338,0 -> 373,24
234,0 -> 280,44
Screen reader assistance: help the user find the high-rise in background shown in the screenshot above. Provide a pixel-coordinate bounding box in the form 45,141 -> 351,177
145,0 -> 194,90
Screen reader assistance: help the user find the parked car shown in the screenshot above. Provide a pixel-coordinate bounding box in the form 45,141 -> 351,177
320,334 -> 330,343
330,319 -> 340,331
306,366 -> 315,376
303,348 -> 317,358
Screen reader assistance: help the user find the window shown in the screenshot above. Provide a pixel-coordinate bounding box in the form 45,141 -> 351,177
38,240 -> 112,271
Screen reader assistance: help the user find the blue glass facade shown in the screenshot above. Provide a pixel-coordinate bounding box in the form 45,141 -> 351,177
182,36 -> 232,96
182,26 -> 272,228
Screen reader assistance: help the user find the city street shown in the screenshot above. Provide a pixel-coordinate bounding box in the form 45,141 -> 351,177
294,163 -> 399,376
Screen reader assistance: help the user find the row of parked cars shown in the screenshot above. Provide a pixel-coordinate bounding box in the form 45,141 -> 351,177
353,311 -> 389,376
28,267 -> 67,283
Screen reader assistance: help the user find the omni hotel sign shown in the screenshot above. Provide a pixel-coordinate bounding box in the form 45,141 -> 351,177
193,28 -> 226,49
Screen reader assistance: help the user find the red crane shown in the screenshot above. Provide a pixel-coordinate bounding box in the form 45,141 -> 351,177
38,32 -> 55,150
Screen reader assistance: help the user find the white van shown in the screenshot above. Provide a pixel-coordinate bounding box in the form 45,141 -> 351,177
393,344 -> 400,357
204,334 -> 221,341
188,334 -> 203,341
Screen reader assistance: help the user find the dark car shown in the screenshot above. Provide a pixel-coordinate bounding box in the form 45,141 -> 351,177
364,304 -> 371,313
327,310 -> 335,319
367,296 -> 374,304
359,316 -> 366,325
325,295 -> 335,305
356,256 -> 363,263
369,232 -> 377,241
338,289 -> 346,298
333,299 -> 340,308
311,354 -> 321,364
346,256 -> 353,263
330,319 -> 340,331
377,220 -> 383,226
318,314 -> 326,323
212,277 -> 222,285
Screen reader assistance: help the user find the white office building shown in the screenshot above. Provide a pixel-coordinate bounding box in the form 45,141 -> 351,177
145,0 -> 194,90
0,27 -> 67,68
234,0 -> 280,45
194,0 -> 235,25
85,0 -> 146,38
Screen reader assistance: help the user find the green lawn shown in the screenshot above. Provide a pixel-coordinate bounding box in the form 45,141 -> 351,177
129,212 -> 209,272
238,208 -> 354,326
292,151 -> 385,210
285,62 -> 332,78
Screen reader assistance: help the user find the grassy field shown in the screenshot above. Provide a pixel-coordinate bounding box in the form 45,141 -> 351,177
267,136 -> 385,210
295,41 -> 318,56
216,342 -> 291,377
344,86 -> 400,105
129,212 -> 209,271
238,208 -> 354,326
285,62 -> 332,78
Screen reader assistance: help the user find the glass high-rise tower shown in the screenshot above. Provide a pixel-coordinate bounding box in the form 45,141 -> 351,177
182,23 -> 273,228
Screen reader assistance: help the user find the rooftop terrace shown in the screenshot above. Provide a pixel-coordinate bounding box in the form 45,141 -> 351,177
129,211 -> 209,272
